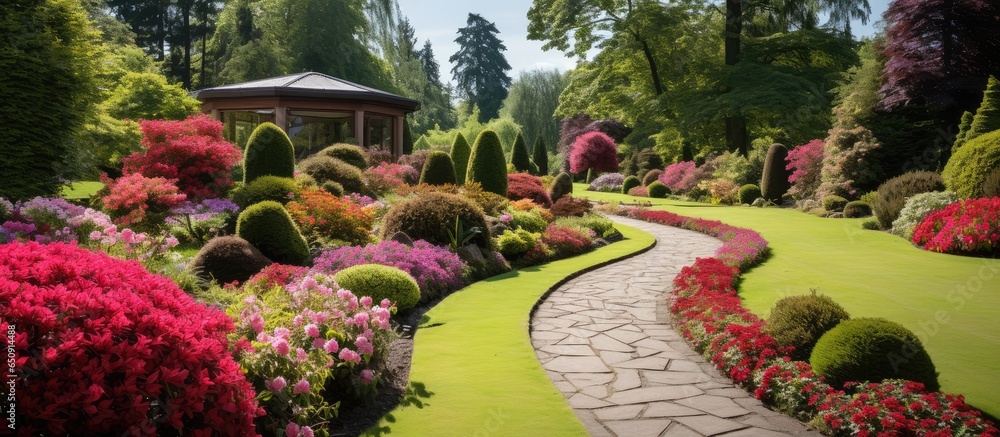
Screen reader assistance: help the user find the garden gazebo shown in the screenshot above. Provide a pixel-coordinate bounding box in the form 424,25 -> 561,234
194,72 -> 419,158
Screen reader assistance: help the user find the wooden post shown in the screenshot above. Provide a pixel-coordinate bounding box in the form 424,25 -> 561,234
275,106 -> 287,132
354,110 -> 365,147
394,116 -> 404,158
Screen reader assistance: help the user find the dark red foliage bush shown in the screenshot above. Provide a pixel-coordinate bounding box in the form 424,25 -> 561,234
569,131 -> 619,175
549,196 -> 592,217
0,242 -> 261,435
123,115 -> 243,201
506,173 -> 552,207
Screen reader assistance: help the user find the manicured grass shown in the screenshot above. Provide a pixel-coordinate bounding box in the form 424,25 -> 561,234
365,224 -> 655,436
60,181 -> 104,200
578,184 -> 1000,418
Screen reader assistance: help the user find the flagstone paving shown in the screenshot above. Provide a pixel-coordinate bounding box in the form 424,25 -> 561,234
531,216 -> 821,437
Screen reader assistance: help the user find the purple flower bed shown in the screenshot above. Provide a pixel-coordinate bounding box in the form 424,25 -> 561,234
313,240 -> 467,298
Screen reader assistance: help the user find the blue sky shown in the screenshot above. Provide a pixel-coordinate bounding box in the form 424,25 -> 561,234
397,0 -> 892,85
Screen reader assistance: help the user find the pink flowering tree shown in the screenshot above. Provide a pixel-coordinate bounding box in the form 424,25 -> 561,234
123,115 -> 242,201
100,173 -> 187,229
569,131 -> 619,181
785,139 -> 825,201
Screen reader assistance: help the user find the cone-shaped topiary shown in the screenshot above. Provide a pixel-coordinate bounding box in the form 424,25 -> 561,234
451,132 -> 472,185
647,181 -> 670,198
231,176 -> 301,208
380,192 -> 491,249
510,132 -> 532,173
467,130 -> 508,196
767,292 -> 850,361
414,136 -> 431,150
532,136 -> 549,176
810,318 -> 939,391
333,264 -> 421,311
188,236 -> 272,284
244,122 -> 295,184
953,111 -> 975,151
943,129 -> 1000,198
550,172 -> 574,202
236,201 -> 310,266
419,151 -> 458,186
403,117 -> 414,155
760,143 -> 792,202
965,76 -> 1000,144
622,175 -> 641,194
320,143 -> 369,170
738,184 -> 761,205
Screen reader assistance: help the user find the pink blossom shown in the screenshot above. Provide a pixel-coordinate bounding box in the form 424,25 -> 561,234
352,312 -> 370,327
249,313 -> 264,334
301,426 -> 315,437
355,336 -> 374,356
296,348 -> 307,362
339,348 -> 361,365
285,422 -> 300,437
272,338 -> 290,356
273,327 -> 290,339
312,338 -> 326,349
293,379 -> 310,394
293,315 -> 303,326
360,296 -> 373,307
324,339 -> 340,354
270,376 -> 287,392
89,230 -> 102,241
360,369 -> 375,385
304,324 -> 320,338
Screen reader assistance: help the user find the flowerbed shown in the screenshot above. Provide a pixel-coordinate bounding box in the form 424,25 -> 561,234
613,205 -> 998,435
312,240 -> 467,299
912,197 -> 1000,255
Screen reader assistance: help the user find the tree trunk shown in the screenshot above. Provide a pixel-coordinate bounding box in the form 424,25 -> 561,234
638,38 -> 664,96
200,5 -> 207,88
724,0 -> 749,156
182,0 -> 192,89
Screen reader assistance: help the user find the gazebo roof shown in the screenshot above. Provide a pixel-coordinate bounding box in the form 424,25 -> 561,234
194,72 -> 420,111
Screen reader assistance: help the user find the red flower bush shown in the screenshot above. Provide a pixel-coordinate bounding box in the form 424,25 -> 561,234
569,131 -> 618,174
123,115 -> 242,201
912,197 -> 1000,254
540,224 -> 592,259
507,173 -> 552,207
286,189 -> 375,245
0,242 -> 261,435
786,139 -> 825,201
101,173 -> 187,227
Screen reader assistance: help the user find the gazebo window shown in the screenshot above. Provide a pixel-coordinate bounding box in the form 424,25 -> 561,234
365,114 -> 393,151
288,110 -> 354,158
221,110 -> 275,148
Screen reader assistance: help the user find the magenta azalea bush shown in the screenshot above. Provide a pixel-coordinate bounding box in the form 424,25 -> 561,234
912,197 -> 1000,254
101,173 -> 187,227
786,139 -> 825,201
659,161 -> 697,192
366,162 -> 418,195
313,240 -> 467,298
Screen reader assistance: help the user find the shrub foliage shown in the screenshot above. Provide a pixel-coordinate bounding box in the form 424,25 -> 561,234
334,264 -> 421,311
466,130 -> 508,196
188,235 -> 272,284
767,292 -> 850,361
243,122 -> 295,184
236,200 -> 310,266
419,151 -> 458,186
943,129 -> 1000,198
380,192 -> 491,249
873,171 -> 945,229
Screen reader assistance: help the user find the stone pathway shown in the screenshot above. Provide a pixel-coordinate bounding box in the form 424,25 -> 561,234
530,216 -> 820,437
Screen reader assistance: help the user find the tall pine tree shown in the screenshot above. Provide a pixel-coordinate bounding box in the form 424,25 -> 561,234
450,13 -> 512,123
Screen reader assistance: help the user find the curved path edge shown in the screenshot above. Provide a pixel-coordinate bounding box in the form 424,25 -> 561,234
530,215 -> 822,437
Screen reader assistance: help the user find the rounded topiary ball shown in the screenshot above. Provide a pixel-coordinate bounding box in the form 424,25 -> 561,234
320,143 -> 369,170
419,150 -> 458,186
843,201 -> 872,218
236,201 -> 310,266
188,236 -> 272,284
823,195 -> 849,212
244,122 -> 295,183
738,184 -> 761,205
642,169 -> 663,187
299,155 -> 369,196
380,192 -> 491,250
622,175 -> 641,195
231,175 -> 301,208
647,181 -> 670,198
334,264 -> 420,311
767,292 -> 850,361
810,318 -> 939,391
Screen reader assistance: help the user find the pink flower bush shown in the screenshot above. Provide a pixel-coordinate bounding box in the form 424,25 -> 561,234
569,131 -> 618,174
123,115 -> 242,201
0,196 -> 110,244
786,139 -> 825,201
313,240 -> 467,298
366,161 -> 418,194
101,173 -> 187,227
658,161 -> 715,194
912,197 -> 1000,254
0,242 -> 261,435
230,274 -> 395,435
817,126 -> 882,199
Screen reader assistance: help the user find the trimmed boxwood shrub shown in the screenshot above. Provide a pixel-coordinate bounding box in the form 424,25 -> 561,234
231,175 -> 301,208
843,201 -> 872,218
507,173 -> 552,207
321,180 -> 344,196
532,137 -> 548,176
333,264 -> 420,311
188,235 -> 272,284
451,133 -> 472,184
622,175 -> 641,195
466,130 -> 508,196
299,155 -> 370,196
873,171 -> 945,229
419,151 -> 458,186
648,181 -> 670,198
0,241 -> 260,435
983,167 -> 1000,197
760,143 -> 791,202
767,292 -> 850,361
236,200 -> 310,266
380,192 -> 491,249
943,129 -> 1000,198
810,318 -> 939,391
642,169 -> 663,186
244,122 -> 295,183
510,132 -> 533,173
738,184 -> 761,205
550,172 -> 574,202
320,143 -> 369,170
823,195 -> 849,212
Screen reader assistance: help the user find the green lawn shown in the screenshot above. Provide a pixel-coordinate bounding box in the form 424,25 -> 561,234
365,223 -> 655,436
60,181 -> 104,200
578,184 -> 1000,418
